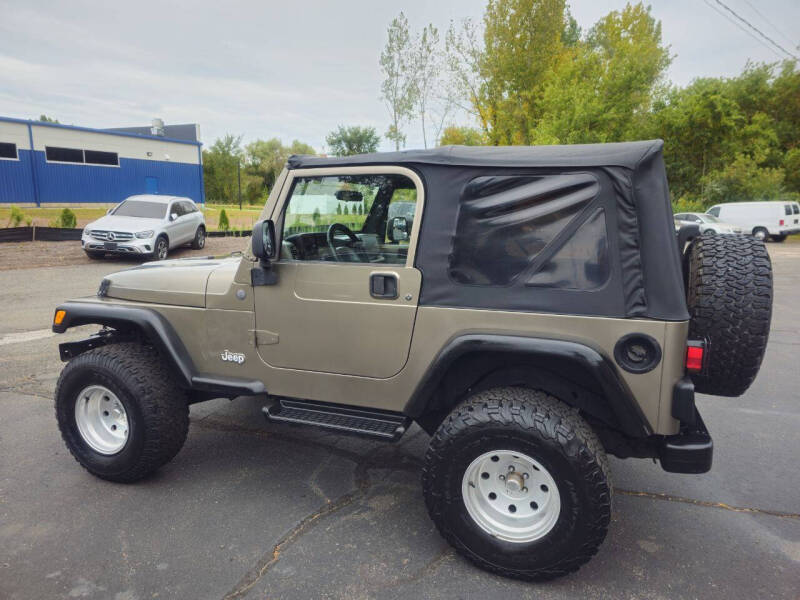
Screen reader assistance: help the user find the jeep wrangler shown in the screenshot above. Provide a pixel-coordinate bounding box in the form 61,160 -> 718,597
52,140 -> 772,581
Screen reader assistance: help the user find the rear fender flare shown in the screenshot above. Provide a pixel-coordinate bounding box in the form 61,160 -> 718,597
404,334 -> 652,438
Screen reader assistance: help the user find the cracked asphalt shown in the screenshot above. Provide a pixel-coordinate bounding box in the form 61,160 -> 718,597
1,245 -> 799,600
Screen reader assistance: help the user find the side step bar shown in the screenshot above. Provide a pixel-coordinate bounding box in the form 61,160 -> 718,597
263,398 -> 411,441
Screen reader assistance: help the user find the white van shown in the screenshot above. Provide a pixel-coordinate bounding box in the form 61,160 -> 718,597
706,201 -> 800,242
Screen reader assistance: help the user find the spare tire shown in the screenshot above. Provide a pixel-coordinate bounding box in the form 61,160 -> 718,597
685,233 -> 772,396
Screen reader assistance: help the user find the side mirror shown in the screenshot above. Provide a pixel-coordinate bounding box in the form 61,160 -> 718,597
170,213 -> 178,221
251,219 -> 279,286
252,219 -> 277,261
390,216 -> 409,242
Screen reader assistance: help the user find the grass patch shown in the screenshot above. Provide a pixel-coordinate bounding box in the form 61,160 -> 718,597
1,204 -> 266,232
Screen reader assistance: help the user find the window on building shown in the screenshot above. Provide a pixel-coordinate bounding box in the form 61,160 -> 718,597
0,142 -> 18,160
84,150 -> 119,166
46,146 -> 84,163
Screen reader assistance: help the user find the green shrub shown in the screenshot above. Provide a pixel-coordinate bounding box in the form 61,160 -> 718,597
218,208 -> 230,231
55,208 -> 77,229
7,205 -> 25,227
671,196 -> 707,214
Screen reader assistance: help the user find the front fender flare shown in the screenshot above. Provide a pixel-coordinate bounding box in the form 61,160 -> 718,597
53,301 -> 265,398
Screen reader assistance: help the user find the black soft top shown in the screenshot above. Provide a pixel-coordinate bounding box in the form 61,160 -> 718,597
287,139 -> 688,321
288,140 -> 663,170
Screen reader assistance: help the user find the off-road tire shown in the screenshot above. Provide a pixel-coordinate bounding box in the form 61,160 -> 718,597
55,343 -> 189,482
84,250 -> 105,260
686,233 -> 772,396
191,225 -> 206,250
422,387 -> 611,581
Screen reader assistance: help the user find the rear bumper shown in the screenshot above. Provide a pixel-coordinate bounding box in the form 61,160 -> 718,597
659,376 -> 713,473
660,410 -> 713,473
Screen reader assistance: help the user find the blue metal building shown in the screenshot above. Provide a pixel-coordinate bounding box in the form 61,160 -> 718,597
0,116 -> 204,206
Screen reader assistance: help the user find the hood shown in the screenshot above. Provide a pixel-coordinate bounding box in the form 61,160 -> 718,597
101,257 -> 238,307
86,214 -> 163,232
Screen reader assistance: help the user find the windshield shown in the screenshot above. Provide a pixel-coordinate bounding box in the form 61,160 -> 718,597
113,200 -> 166,219
701,214 -> 720,223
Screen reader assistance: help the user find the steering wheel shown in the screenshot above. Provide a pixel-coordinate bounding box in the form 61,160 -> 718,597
326,223 -> 367,262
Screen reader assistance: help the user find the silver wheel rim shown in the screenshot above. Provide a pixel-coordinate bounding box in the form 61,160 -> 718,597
754,229 -> 766,241
157,239 -> 168,259
197,229 -> 205,248
74,385 -> 129,455
462,450 -> 561,543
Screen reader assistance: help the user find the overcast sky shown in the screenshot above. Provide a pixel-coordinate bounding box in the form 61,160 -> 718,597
0,0 -> 797,151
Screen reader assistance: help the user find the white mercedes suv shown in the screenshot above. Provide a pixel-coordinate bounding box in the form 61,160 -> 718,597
82,195 -> 206,261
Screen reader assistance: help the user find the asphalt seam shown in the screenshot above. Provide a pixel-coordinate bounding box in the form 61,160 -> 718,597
615,488 -> 800,519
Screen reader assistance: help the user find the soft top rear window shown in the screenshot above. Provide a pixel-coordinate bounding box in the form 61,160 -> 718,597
448,173 -> 608,289
113,200 -> 166,219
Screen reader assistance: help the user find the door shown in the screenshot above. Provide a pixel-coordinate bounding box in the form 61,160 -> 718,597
252,167 -> 424,379
145,176 -> 159,194
167,200 -> 192,244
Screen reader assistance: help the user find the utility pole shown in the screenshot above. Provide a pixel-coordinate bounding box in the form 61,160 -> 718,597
237,160 -> 242,210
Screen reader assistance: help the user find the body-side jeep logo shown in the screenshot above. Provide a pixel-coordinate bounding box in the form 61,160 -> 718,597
220,349 -> 245,364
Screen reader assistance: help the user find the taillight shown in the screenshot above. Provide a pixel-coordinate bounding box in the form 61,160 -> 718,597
686,341 -> 704,372
780,219 -> 785,226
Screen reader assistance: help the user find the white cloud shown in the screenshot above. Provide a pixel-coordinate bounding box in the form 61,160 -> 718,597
1,0 -> 797,151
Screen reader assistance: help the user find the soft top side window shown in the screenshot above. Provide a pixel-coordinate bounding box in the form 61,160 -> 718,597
448,173 -> 606,289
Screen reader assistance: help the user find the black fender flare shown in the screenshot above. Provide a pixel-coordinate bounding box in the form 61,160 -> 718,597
404,334 -> 653,438
53,301 -> 265,398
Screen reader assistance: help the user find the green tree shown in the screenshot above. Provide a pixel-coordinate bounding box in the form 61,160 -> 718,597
343,205 -> 349,216
38,114 -> 59,123
439,125 -> 487,146
532,3 -> 671,144
203,134 -> 243,204
312,207 -> 321,225
412,24 -> 442,148
56,208 -> 77,229
325,126 -> 380,156
646,60 -> 798,204
702,153 -> 786,205
218,208 -> 230,231
242,138 -> 315,204
381,12 -> 417,150
7,206 -> 25,227
481,0 -> 568,144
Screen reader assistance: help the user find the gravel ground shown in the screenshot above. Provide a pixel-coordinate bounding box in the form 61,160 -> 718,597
0,236 -> 250,270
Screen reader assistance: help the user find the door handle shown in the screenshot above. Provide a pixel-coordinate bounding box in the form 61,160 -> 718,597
370,273 -> 398,299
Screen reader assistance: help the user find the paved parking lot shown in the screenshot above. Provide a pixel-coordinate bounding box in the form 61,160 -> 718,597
1,245 -> 799,599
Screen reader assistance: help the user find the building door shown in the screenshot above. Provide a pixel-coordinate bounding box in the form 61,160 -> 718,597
253,168 -> 424,378
145,177 -> 159,194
